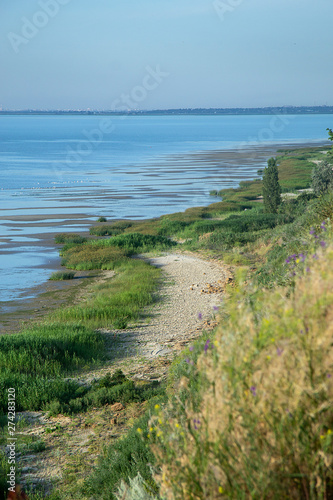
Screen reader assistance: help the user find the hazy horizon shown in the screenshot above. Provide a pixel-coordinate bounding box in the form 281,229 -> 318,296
1,0 -> 333,111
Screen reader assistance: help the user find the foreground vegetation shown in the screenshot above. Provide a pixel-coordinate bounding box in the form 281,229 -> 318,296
1,144 -> 332,499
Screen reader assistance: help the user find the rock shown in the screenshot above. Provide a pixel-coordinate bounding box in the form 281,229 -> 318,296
109,402 -> 124,412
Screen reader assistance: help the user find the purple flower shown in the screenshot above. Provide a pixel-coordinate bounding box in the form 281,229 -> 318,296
198,312 -> 202,320
193,418 -> 201,430
189,346 -> 194,352
306,267 -> 311,273
299,253 -> 306,262
213,305 -> 219,312
321,221 -> 327,231
312,254 -> 319,260
250,386 -> 257,397
309,228 -> 315,235
327,374 -> 332,379
320,241 -> 326,248
204,339 -> 210,353
277,347 -> 284,356
285,258 -> 291,264
185,358 -> 190,364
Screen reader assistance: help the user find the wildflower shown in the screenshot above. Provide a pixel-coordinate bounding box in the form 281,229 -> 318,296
306,267 -> 311,273
214,340 -> 219,347
154,404 -> 160,410
137,428 -> 142,434
266,355 -> 271,361
276,347 -> 284,356
327,374 -> 332,379
185,358 -> 190,364
198,312 -> 202,320
321,221 -> 327,231
285,257 -> 291,264
328,429 -> 332,435
189,346 -> 194,352
309,228 -> 315,235
299,253 -> 306,262
193,418 -> 201,430
312,253 -> 319,260
320,240 -> 326,248
213,305 -> 219,311
219,486 -> 224,494
175,423 -> 180,428
250,386 -> 257,397
204,339 -> 210,353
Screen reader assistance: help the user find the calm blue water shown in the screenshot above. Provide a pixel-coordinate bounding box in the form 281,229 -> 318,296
0,114 -> 331,307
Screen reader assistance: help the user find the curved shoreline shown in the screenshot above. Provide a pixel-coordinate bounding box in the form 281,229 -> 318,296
0,140 -> 328,331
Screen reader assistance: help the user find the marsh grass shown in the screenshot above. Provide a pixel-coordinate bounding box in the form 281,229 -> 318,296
53,258 -> 161,328
151,241 -> 333,499
49,271 -> 76,281
54,233 -> 87,245
0,323 -> 105,412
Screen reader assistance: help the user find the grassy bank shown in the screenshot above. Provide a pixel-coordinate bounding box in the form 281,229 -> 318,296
1,143 -> 332,499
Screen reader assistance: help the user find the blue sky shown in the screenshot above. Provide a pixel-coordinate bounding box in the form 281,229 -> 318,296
1,0 -> 332,110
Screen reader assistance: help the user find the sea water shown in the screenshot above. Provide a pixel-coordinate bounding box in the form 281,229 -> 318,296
0,113 -> 331,305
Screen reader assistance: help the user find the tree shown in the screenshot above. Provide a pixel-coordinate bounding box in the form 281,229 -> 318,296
326,127 -> 333,163
262,157 -> 281,213
311,160 -> 333,196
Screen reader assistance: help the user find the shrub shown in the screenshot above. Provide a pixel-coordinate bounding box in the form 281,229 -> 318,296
49,271 -> 76,281
102,233 -> 177,253
97,216 -> 108,222
311,160 -> 333,196
54,233 -> 87,245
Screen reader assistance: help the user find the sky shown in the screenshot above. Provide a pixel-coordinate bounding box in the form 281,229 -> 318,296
1,0 -> 333,110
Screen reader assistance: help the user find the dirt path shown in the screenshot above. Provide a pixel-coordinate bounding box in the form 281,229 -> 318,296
103,252 -> 229,362
15,252 -> 231,492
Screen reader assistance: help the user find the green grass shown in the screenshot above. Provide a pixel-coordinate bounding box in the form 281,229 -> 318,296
54,233 -> 87,245
52,258 -> 161,329
0,323 -> 105,413
49,271 -> 76,281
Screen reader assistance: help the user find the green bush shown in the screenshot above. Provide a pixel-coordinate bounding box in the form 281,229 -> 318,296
311,161 -> 333,196
54,233 -> 87,245
49,271 -> 76,281
99,233 -> 177,254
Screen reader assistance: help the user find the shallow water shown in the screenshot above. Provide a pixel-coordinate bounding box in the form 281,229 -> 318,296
0,114 -> 331,305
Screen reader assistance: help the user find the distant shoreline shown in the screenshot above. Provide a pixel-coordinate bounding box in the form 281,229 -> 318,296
1,106 -> 333,116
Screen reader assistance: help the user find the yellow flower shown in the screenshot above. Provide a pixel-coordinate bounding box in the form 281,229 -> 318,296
219,486 -> 224,493
147,434 -> 150,438
175,423 -> 180,428
320,435 -> 325,440
155,404 -> 160,410
137,428 -> 142,434
214,340 -> 219,347
150,427 -> 154,432
158,418 -> 162,425
327,429 -> 332,435
271,338 -> 275,343
296,258 -> 300,264
266,355 -> 271,361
